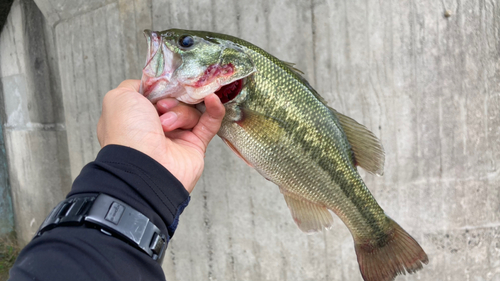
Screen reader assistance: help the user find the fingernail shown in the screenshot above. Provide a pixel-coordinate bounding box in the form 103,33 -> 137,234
161,111 -> 178,128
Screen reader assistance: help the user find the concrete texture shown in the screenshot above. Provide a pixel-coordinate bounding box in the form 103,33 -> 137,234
0,0 -> 15,33
1,0 -> 500,280
0,0 -> 71,244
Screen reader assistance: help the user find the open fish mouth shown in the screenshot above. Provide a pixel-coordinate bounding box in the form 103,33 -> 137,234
139,29 -> 256,104
139,30 -> 182,103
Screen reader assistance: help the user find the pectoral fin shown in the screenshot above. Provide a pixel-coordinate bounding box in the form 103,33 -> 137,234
332,109 -> 385,176
281,190 -> 334,233
221,137 -> 253,168
235,107 -> 286,135
221,107 -> 286,168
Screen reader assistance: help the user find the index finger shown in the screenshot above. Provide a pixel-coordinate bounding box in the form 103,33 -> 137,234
117,79 -> 141,92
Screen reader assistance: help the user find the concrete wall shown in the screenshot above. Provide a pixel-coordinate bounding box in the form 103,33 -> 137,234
0,0 -> 16,239
1,0 -> 499,280
0,0 -> 71,244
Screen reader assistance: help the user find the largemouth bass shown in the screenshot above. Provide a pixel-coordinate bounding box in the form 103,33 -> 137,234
140,29 -> 428,281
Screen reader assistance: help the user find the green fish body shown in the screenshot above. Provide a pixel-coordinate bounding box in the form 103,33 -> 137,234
140,29 -> 428,281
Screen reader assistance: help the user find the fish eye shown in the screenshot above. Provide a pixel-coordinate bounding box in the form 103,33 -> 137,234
179,35 -> 194,48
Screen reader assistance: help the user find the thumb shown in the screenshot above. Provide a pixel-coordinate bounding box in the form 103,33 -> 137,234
192,94 -> 225,149
117,79 -> 141,92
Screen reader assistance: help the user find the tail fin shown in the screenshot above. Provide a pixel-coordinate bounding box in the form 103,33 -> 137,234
354,219 -> 428,281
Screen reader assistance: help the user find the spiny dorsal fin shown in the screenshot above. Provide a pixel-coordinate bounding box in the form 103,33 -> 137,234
281,60 -> 305,75
281,190 -> 334,233
331,109 -> 385,176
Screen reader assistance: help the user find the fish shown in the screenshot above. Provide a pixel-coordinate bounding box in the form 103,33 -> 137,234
140,28 -> 428,281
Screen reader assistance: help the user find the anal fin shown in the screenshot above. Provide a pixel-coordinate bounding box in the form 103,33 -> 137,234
281,191 -> 334,233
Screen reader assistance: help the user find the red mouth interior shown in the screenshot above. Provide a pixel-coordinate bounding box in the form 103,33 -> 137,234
215,79 -> 244,104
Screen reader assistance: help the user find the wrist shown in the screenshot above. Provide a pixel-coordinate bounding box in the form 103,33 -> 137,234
70,145 -> 190,238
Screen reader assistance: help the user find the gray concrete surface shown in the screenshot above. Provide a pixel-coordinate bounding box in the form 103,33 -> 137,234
0,0 -> 71,244
1,0 -> 499,280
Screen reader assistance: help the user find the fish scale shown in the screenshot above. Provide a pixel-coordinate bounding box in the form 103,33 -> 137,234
222,47 -> 387,238
140,29 -> 428,281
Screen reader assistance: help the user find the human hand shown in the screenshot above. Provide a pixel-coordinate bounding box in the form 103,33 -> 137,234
97,80 -> 225,193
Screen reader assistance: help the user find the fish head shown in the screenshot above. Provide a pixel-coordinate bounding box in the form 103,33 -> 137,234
140,29 -> 256,104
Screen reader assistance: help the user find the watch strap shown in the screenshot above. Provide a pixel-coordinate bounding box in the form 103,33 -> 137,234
36,193 -> 167,264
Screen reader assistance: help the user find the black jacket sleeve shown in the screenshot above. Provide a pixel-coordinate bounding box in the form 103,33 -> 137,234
9,145 -> 190,281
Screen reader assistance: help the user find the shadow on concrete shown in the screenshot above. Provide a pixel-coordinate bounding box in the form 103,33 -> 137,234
0,0 -> 14,33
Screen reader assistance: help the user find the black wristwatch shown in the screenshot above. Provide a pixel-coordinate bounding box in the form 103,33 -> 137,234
36,193 -> 167,264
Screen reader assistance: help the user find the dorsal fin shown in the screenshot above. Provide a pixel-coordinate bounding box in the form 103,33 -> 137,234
331,109 -> 385,175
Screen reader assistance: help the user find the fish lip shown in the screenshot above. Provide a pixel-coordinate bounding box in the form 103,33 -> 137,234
140,29 -> 160,97
140,30 -> 180,100
142,30 -> 163,70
